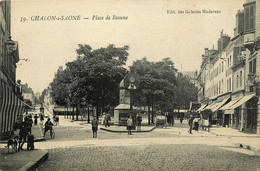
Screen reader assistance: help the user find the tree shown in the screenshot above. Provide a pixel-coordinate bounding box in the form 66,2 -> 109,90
131,58 -> 178,124
50,44 -> 129,120
174,73 -> 198,110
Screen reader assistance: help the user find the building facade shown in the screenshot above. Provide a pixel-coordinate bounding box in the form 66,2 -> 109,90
21,83 -> 35,105
0,0 -> 24,138
197,0 -> 260,134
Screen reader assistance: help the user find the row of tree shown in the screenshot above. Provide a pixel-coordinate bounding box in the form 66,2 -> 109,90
47,44 -> 197,123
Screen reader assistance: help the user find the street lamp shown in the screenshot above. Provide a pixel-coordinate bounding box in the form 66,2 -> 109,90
124,71 -> 140,128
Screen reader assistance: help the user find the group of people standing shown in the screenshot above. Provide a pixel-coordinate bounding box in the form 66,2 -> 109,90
127,113 -> 142,135
91,113 -> 143,137
188,115 -> 199,134
13,114 -> 35,151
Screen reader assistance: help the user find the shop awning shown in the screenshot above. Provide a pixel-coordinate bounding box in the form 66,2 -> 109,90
229,94 -> 255,109
189,102 -> 201,111
173,109 -> 188,113
211,98 -> 230,112
204,101 -> 217,110
196,104 -> 207,112
54,107 -> 74,112
22,101 -> 34,109
219,98 -> 241,111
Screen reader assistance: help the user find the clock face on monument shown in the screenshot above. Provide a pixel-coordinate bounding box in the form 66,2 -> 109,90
129,77 -> 135,83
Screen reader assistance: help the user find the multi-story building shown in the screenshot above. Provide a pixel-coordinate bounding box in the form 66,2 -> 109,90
0,0 -> 24,138
197,0 -> 260,134
21,83 -> 35,105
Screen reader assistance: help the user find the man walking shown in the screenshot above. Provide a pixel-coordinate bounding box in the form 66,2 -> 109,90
136,113 -> 142,131
188,115 -> 194,134
127,116 -> 133,135
92,117 -> 98,138
18,118 -> 28,151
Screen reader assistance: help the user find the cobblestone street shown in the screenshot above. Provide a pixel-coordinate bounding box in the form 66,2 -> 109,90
34,118 -> 260,171
38,144 -> 260,171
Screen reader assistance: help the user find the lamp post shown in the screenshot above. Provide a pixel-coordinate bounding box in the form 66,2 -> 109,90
124,71 -> 140,128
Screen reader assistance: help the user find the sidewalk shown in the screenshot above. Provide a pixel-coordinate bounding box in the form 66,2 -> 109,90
0,148 -> 48,171
0,123 -> 47,170
209,127 -> 260,154
0,123 -> 45,144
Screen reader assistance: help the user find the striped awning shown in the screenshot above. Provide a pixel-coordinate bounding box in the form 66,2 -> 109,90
229,94 -> 255,109
0,83 -> 25,134
204,101 -> 217,110
211,98 -> 230,112
196,104 -> 207,112
219,98 -> 241,110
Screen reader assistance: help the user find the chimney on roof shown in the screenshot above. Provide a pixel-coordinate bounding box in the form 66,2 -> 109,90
217,30 -> 230,52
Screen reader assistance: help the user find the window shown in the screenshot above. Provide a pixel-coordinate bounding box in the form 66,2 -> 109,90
227,79 -> 229,92
230,78 -> 232,91
253,58 -> 256,74
249,58 -> 257,74
236,74 -> 239,88
244,3 -> 255,32
240,71 -> 243,87
219,81 -> 221,94
222,79 -> 223,93
222,61 -> 224,72
249,60 -> 253,73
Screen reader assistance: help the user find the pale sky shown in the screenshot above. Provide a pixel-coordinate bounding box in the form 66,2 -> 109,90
11,0 -> 245,93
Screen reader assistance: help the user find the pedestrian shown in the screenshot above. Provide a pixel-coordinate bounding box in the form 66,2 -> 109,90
188,115 -> 194,134
43,118 -> 54,137
91,117 -> 98,138
18,118 -> 28,151
136,113 -> 142,131
180,114 -> 183,124
25,114 -> 33,133
127,116 -> 133,135
171,114 -> 174,126
55,115 -> 59,126
34,114 -> 38,125
40,113 -> 44,123
193,117 -> 199,131
106,113 -> 111,127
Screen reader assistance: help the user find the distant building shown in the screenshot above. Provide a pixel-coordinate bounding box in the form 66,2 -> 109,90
181,71 -> 198,86
21,83 -> 35,105
0,1 -> 24,138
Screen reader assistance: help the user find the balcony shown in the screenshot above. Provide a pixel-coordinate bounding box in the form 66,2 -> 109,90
243,33 -> 255,51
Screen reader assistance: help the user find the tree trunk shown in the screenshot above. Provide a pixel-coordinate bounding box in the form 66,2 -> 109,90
96,104 -> 99,120
66,106 -> 68,119
76,105 -> 79,121
72,106 -> 75,120
151,97 -> 154,124
148,96 -> 151,125
87,106 -> 90,123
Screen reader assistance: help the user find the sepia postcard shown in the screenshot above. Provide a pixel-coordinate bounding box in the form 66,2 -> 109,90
0,0 -> 260,170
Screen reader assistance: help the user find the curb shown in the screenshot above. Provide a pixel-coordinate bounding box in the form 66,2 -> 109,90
100,126 -> 156,133
18,150 -> 49,171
